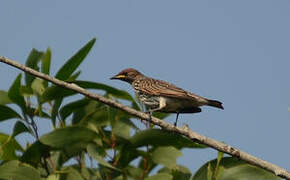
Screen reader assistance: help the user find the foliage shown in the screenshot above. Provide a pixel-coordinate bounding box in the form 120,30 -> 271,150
0,38 -> 281,180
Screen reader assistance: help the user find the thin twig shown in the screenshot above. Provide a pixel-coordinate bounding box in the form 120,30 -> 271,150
140,156 -> 149,180
1,56 -> 290,179
29,116 -> 39,139
48,156 -> 56,172
42,157 -> 50,176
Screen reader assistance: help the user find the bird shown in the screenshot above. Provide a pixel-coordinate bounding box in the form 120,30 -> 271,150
110,68 -> 224,126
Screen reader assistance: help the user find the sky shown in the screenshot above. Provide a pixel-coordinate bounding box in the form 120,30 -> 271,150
0,0 -> 289,174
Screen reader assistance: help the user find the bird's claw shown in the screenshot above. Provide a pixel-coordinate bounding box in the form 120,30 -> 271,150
141,111 -> 152,128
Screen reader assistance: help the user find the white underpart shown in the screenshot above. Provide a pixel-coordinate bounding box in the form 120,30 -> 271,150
158,97 -> 167,110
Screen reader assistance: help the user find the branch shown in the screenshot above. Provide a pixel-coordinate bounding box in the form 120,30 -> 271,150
1,56 -> 289,179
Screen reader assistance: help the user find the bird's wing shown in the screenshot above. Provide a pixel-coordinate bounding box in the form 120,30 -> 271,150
136,78 -> 205,102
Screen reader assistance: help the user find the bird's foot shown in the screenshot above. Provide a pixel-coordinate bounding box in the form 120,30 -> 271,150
174,112 -> 180,127
141,111 -> 152,128
182,123 -> 189,131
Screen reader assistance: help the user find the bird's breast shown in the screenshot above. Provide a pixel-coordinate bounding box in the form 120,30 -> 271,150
135,90 -> 160,109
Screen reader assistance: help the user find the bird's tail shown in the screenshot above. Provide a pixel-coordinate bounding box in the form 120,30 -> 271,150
206,99 -> 224,110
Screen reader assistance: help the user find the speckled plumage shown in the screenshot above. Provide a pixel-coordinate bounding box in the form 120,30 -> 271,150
111,68 -> 223,125
132,77 -> 206,113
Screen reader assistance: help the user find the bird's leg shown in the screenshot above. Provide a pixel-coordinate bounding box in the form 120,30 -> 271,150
142,104 -> 152,128
174,112 -> 180,127
141,111 -> 150,127
146,110 -> 152,128
144,110 -> 152,121
144,97 -> 166,128
145,111 -> 152,153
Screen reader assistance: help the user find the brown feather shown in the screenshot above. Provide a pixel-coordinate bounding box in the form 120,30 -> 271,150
135,78 -> 207,104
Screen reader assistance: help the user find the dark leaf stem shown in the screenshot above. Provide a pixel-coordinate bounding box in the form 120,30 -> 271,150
29,116 -> 39,139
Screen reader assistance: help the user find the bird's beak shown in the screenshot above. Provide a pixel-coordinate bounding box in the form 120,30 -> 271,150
110,74 -> 126,80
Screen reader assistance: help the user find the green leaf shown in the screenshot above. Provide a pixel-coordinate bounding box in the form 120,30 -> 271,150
152,146 -> 182,169
113,175 -> 124,180
159,165 -> 192,180
117,146 -> 140,168
46,174 -> 60,180
12,121 -> 30,137
192,157 -> 282,180
25,49 -> 44,87
51,98 -> 63,127
71,108 -> 91,125
40,127 -> 99,159
59,98 -> 90,120
41,48 -> 51,88
67,70 -> 81,81
20,141 -> 50,167
40,126 -> 98,149
0,90 -> 12,105
40,86 -> 72,102
20,85 -> 34,96
126,166 -> 143,179
0,105 -> 22,122
84,107 -> 110,127
87,143 -> 120,171
207,163 -> 213,180
8,74 -> 27,114
144,173 -> 173,180
31,78 -> 46,95
0,160 -> 41,180
112,117 -> 131,139
115,113 -> 138,130
62,167 -> 85,180
31,78 -> 46,119
172,165 -> 192,180
0,133 -> 23,161
213,151 -> 224,180
129,129 -> 206,149
55,38 -> 96,80
71,100 -> 99,125
47,151 -> 63,170
41,48 -> 51,75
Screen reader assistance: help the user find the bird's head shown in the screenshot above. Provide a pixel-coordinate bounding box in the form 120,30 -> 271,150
110,68 -> 143,84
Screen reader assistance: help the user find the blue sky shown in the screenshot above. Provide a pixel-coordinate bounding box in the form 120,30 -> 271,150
0,0 -> 289,173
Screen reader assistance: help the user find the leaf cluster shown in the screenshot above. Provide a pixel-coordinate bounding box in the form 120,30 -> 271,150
0,39 -> 281,180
